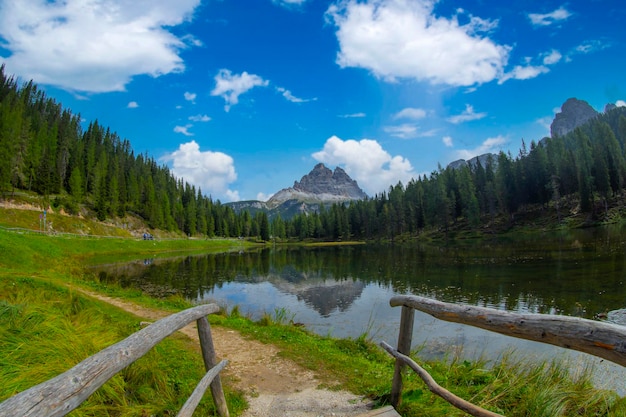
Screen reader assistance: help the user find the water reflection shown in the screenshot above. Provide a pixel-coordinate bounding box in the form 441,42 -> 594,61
89,226 -> 626,393
91,225 -> 626,322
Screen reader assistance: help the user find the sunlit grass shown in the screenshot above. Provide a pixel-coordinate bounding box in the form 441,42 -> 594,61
2,227 -> 626,416
0,276 -> 246,416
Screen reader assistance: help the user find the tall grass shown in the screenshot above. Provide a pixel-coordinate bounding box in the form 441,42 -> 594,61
212,309 -> 626,417
0,276 -> 246,416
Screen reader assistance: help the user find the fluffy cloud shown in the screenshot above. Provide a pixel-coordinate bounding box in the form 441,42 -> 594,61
528,7 -> 572,27
0,0 -> 200,93
442,136 -> 454,147
393,108 -> 426,120
453,135 -> 507,161
184,92 -> 197,103
174,125 -> 194,136
211,69 -> 269,111
312,135 -> 415,195
127,101 -> 139,109
326,0 -> 510,87
447,104 -> 487,124
542,50 -> 562,65
499,64 -> 549,84
161,141 -> 239,201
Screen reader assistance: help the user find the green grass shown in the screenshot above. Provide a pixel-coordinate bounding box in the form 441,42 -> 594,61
209,311 -> 626,416
0,276 -> 246,416
1,226 -> 626,416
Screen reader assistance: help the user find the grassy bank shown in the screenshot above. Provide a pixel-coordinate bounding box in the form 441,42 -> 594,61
1,228 -> 626,416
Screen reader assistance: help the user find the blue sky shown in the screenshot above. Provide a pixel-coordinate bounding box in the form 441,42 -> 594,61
1,0 -> 624,202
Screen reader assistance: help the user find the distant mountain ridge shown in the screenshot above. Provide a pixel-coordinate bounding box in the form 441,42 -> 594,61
227,163 -> 368,219
447,97 -> 620,170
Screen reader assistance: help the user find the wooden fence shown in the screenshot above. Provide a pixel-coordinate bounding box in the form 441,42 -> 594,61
0,304 -> 229,417
383,294 -> 626,416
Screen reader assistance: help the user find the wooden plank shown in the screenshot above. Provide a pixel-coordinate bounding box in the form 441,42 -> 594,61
177,360 -> 228,417
197,316 -> 230,417
391,295 -> 626,367
357,405 -> 401,416
0,303 -> 220,417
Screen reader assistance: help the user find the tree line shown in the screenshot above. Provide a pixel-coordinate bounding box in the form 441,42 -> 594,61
0,66 -> 271,240
279,105 -> 626,241
1,65 -> 626,241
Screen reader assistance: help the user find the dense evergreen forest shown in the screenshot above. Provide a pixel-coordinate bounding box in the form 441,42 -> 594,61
1,66 -> 626,241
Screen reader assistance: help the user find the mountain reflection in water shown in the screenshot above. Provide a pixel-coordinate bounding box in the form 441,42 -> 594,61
90,229 -> 626,395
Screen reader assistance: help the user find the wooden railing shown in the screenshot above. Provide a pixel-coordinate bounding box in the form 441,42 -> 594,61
0,304 -> 229,417
383,295 -> 626,416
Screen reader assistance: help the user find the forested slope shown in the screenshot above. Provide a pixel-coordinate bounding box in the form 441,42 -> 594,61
1,66 -> 625,241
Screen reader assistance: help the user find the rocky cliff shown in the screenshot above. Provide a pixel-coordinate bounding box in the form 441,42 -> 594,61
447,153 -> 496,170
550,98 -> 599,138
226,164 -> 368,219
267,163 -> 367,208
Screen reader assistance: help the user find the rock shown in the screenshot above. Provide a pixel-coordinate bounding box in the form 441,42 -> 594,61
267,163 -> 367,208
607,308 -> 626,326
550,98 -> 598,138
447,153 -> 496,170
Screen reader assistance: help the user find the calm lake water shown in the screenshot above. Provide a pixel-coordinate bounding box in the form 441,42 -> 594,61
91,225 -> 626,393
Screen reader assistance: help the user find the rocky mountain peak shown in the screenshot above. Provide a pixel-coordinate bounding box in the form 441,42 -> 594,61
267,164 -> 367,208
550,98 -> 598,138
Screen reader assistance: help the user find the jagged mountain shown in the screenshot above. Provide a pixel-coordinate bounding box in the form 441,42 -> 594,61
227,163 -> 368,219
447,153 -> 496,170
550,98 -> 599,138
267,163 -> 367,207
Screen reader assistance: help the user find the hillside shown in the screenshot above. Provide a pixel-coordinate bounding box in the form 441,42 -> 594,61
2,66 -> 626,242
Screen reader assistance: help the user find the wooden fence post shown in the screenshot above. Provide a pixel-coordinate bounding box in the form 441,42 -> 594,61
390,305 -> 414,407
197,317 -> 230,417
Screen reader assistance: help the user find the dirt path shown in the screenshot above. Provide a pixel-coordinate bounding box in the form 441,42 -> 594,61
78,289 -> 375,416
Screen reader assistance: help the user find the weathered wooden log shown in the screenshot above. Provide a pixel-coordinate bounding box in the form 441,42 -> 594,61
197,316 -> 230,417
390,295 -> 626,367
390,305 -> 414,407
177,360 -> 228,417
0,303 -> 220,417
381,341 -> 504,417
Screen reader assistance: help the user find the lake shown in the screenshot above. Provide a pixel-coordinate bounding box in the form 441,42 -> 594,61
90,224 -> 626,393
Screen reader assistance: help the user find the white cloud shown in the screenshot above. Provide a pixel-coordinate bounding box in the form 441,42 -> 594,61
617,100 -> 626,108
453,135 -> 507,161
174,124 -> 194,136
189,114 -> 211,122
312,135 -> 415,194
338,112 -> 366,118
528,7 -> 572,27
384,124 -> 418,139
447,104 -> 487,124
393,107 -> 426,120
161,140 -> 239,202
184,92 -> 197,102
499,64 -> 549,84
256,192 -> 272,202
211,69 -> 269,111
443,136 -> 454,147
276,87 -> 316,103
326,0 -> 510,87
0,0 -> 200,93
542,49 -> 562,65
273,0 -> 308,7
127,101 -> 139,109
